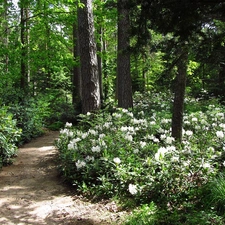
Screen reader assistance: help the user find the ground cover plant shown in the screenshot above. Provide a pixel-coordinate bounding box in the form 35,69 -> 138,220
56,92 -> 225,224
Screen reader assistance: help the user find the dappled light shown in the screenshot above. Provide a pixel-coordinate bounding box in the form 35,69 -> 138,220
39,146 -> 55,151
0,131 -> 126,224
1,0 -> 225,224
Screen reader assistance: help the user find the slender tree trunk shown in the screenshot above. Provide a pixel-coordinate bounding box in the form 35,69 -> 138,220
72,21 -> 81,108
20,6 -> 27,91
218,63 -> 225,100
20,2 -> 29,94
44,2 -> 51,89
26,8 -> 30,84
172,46 -> 188,141
78,0 -> 101,114
2,0 -> 9,74
102,36 -> 108,99
117,0 -> 133,109
97,26 -> 104,103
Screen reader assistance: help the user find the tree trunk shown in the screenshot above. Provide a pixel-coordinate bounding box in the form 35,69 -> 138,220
97,26 -> 104,104
1,0 -> 9,74
20,2 -> 29,94
72,21 -> 81,109
218,63 -> 225,101
78,0 -> 101,114
117,0 -> 133,109
20,6 -> 27,91
172,46 -> 188,141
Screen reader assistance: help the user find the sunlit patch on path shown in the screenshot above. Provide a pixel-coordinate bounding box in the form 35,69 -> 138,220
0,131 -> 125,225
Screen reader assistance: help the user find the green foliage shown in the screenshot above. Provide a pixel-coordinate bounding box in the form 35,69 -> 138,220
123,204 -> 225,225
123,203 -> 158,225
0,107 -> 21,167
38,91 -> 77,130
9,99 -> 45,144
56,91 -> 225,225
204,173 -> 225,215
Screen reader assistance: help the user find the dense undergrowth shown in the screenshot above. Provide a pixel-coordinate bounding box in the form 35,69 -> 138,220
0,107 -> 21,167
56,92 -> 225,224
0,91 -> 77,168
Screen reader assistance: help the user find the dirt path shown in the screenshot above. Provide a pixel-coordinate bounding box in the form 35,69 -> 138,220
0,131 -> 126,225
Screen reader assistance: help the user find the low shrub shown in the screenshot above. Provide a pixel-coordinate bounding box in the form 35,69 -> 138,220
0,106 -> 21,167
56,92 -> 225,222
123,203 -> 158,225
203,173 -> 225,215
124,205 -> 224,225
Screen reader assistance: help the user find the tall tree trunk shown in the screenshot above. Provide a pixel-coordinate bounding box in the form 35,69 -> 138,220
20,6 -> 26,91
20,2 -> 29,93
44,2 -> 51,89
117,0 -> 133,109
97,26 -> 104,104
102,37 -> 108,99
172,46 -> 188,141
218,62 -> 225,101
72,21 -> 81,109
1,0 -> 9,74
78,0 -> 101,114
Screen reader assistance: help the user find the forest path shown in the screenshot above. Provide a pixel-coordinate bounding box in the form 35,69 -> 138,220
0,131 -> 125,225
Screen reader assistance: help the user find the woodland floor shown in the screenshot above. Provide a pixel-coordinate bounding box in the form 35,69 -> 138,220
0,131 -> 128,225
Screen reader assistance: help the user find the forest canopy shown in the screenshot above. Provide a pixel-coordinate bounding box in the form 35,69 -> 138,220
0,0 -> 224,139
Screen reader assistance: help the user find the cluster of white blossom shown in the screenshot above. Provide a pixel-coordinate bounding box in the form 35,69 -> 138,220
58,99 -> 225,196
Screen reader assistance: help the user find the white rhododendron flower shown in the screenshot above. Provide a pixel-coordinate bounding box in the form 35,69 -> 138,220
185,130 -> 193,136
140,141 -> 146,148
65,122 -> 72,127
155,147 -> 171,161
89,129 -> 98,135
113,157 -> 121,164
91,146 -> 101,153
216,131 -> 224,139
165,136 -> 174,144
128,184 -> 138,195
85,156 -> 95,162
125,134 -> 133,142
191,117 -> 198,122
76,160 -> 86,169
202,162 -> 211,169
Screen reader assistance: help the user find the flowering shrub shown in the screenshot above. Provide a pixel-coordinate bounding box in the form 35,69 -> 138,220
56,92 -> 225,212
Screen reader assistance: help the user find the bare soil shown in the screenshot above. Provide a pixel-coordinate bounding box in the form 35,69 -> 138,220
0,131 -> 128,225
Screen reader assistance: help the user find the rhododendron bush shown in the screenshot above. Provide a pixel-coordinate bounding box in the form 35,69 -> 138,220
56,92 -> 225,211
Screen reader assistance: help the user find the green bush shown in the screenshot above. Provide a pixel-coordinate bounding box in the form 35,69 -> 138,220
56,92 -> 225,222
123,203 -> 158,225
9,99 -> 44,144
0,106 -> 21,167
35,92 -> 78,131
124,206 -> 224,225
203,173 -> 225,215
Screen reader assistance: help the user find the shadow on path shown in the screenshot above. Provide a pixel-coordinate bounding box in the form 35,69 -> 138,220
0,131 -> 124,225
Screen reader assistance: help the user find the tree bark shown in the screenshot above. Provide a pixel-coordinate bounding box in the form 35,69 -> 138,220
20,6 -> 27,91
20,2 -> 29,94
78,0 -> 101,114
172,46 -> 188,142
72,21 -> 81,108
97,26 -> 104,103
117,0 -> 133,109
1,0 -> 9,74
